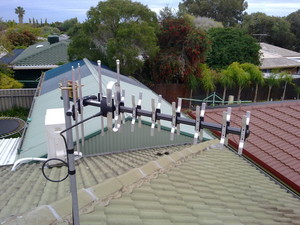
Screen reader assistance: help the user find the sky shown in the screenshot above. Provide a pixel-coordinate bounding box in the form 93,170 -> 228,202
0,0 -> 300,23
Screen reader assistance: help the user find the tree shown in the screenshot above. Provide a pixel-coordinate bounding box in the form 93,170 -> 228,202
200,64 -> 216,97
240,63 -> 264,102
279,71 -> 293,100
287,10 -> 300,51
219,68 -> 234,103
5,25 -> 39,48
223,62 -> 249,101
147,17 -> 211,84
242,13 -> 296,50
0,64 -> 23,89
207,28 -> 260,69
15,7 -> 25,24
69,0 -> 159,75
179,0 -> 248,27
265,71 -> 279,101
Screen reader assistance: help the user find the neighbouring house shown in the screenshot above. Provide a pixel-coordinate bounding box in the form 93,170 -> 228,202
260,42 -> 300,77
6,35 -> 70,87
1,139 -> 300,224
17,58 -> 210,161
191,100 -> 300,195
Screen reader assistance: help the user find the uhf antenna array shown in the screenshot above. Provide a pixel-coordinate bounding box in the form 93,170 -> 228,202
59,59 -> 251,225
68,60 -> 250,150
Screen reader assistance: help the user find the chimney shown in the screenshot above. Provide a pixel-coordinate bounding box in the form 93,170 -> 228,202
48,35 -> 59,44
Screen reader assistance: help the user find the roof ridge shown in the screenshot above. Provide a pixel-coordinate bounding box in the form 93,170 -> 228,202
4,139 -> 219,225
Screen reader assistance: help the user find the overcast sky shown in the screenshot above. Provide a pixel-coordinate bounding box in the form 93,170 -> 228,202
0,0 -> 300,23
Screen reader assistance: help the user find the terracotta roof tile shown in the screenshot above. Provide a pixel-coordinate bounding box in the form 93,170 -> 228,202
190,100 -> 300,194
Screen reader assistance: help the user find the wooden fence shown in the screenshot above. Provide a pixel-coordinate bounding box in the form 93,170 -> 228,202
0,89 -> 36,112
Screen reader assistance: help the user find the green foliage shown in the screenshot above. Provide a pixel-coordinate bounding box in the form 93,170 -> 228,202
207,28 -> 260,69
242,13 -> 296,50
60,18 -> 79,33
0,73 -> 23,89
287,10 -> 300,51
40,26 -> 60,37
240,63 -> 263,102
179,0 -> 248,27
279,71 -> 293,100
222,62 -> 250,101
0,107 -> 29,121
69,0 -> 159,75
200,64 -> 216,96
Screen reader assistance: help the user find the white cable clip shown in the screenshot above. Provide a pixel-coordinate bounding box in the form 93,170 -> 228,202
238,111 -> 250,155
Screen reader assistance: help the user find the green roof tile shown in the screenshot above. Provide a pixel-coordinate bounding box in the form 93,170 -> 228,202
3,140 -> 300,225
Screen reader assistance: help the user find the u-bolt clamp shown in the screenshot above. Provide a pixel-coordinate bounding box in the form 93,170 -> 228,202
106,81 -> 121,132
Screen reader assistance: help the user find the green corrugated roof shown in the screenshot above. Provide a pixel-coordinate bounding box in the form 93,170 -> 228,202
19,58 -> 208,158
4,140 -> 300,224
11,40 -> 70,66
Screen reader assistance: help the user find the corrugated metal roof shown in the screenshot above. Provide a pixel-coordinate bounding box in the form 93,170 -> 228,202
260,42 -> 300,69
0,138 -> 20,165
4,140 -> 300,224
19,58 -> 210,159
191,100 -> 300,194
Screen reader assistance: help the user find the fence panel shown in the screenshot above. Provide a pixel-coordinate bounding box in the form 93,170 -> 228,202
0,89 -> 36,111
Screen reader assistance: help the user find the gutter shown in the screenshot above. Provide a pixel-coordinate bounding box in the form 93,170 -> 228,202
13,65 -> 59,70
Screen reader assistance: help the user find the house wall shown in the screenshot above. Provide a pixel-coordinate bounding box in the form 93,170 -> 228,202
81,121 -> 193,155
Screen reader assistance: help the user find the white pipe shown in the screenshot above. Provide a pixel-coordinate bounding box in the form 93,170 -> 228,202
11,158 -> 47,171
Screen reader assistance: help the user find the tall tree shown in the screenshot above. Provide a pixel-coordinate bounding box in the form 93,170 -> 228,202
69,0 -> 159,75
265,71 -> 279,101
15,6 -> 25,24
179,0 -> 248,27
240,63 -> 264,102
207,28 -> 260,69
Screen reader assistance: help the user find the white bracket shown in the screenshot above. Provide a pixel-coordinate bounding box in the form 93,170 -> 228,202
224,107 -> 231,146
170,102 -> 176,141
238,111 -> 250,155
176,98 -> 182,136
199,102 -> 206,142
193,105 -> 200,145
137,92 -> 142,128
131,95 -> 136,132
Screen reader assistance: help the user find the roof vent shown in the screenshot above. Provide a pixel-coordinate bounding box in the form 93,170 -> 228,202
48,35 -> 59,45
36,44 -> 44,48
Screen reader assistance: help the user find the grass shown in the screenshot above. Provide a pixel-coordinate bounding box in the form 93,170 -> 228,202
0,107 -> 29,121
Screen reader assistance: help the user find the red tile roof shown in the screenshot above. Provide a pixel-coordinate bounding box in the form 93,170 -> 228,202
190,100 -> 300,194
